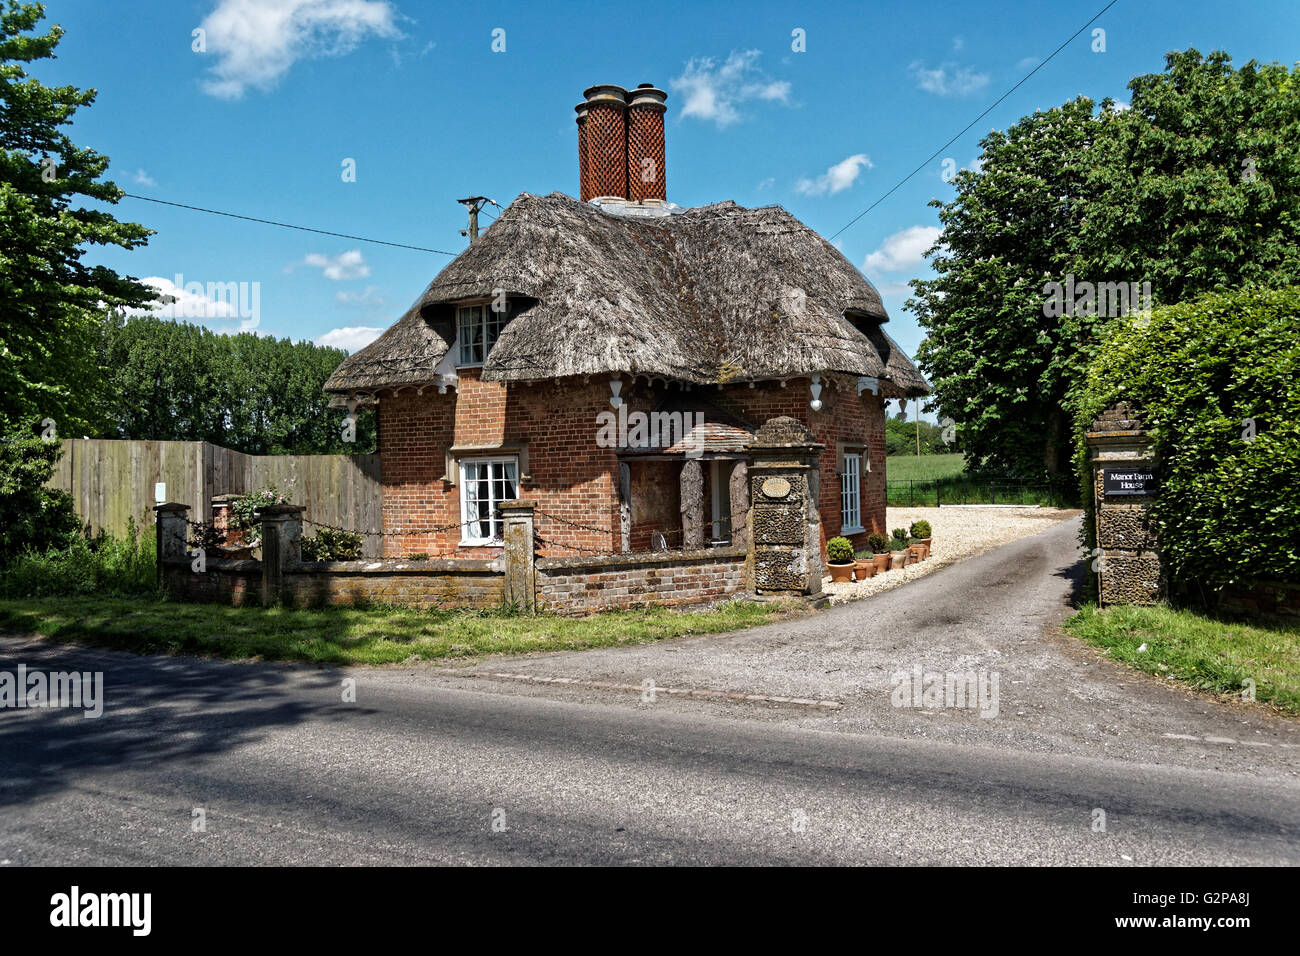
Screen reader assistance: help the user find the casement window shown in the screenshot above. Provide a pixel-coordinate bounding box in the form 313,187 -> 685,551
459,457 -> 518,545
840,452 -> 863,534
457,301 -> 510,366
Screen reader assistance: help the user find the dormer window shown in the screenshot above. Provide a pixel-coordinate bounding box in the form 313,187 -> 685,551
457,300 -> 510,367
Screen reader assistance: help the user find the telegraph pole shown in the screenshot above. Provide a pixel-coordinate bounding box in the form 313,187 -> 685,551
457,196 -> 491,243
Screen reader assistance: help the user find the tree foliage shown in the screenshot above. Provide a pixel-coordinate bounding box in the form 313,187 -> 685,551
911,49 -> 1300,486
100,316 -> 376,454
0,420 -> 80,564
1074,287 -> 1300,597
0,1 -> 153,435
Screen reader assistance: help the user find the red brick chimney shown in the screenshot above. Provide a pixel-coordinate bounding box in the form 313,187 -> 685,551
577,83 -> 667,203
626,84 -> 667,201
579,84 -> 628,201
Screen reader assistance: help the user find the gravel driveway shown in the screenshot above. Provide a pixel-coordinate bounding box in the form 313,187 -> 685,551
823,506 -> 1079,604
437,516 -> 1299,781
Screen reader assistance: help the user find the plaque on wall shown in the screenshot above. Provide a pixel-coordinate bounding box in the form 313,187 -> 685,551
1103,467 -> 1157,495
761,477 -> 792,499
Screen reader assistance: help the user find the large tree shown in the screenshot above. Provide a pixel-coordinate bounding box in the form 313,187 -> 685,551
0,1 -> 153,436
101,315 -> 377,455
910,49 -> 1300,486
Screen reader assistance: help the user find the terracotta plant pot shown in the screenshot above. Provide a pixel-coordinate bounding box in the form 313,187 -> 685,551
854,559 -> 876,580
906,545 -> 924,566
890,550 -> 907,569
920,537 -> 932,559
828,562 -> 854,583
872,552 -> 891,573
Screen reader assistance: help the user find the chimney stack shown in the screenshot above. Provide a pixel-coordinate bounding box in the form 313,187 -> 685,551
577,83 -> 667,204
626,84 -> 667,201
580,84 -> 628,201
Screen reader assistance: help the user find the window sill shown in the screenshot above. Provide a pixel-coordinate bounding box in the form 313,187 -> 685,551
840,526 -> 866,536
459,539 -> 503,548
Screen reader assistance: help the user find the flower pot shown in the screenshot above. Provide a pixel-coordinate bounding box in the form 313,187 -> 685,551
890,550 -> 907,569
905,545 -> 924,566
854,559 -> 875,580
872,552 -> 891,573
829,562 -> 855,583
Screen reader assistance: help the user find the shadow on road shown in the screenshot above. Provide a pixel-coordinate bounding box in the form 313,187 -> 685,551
0,638 -> 354,808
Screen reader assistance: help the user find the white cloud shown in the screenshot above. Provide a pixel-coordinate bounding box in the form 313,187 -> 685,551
795,153 -> 872,196
130,169 -> 156,187
863,225 -> 942,273
334,285 -> 386,308
670,50 -> 791,127
755,176 -> 775,192
297,249 -> 370,280
198,0 -> 400,99
910,61 -> 990,97
127,275 -> 260,332
316,325 -> 384,353
1016,56 -> 1041,71
952,36 -> 965,52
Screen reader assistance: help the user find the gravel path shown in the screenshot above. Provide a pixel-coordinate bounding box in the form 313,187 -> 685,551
823,506 -> 1081,605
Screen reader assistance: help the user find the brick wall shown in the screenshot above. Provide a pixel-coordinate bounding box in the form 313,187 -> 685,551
282,559 -> 503,609
376,373 -> 887,562
537,546 -> 747,614
160,558 -> 261,606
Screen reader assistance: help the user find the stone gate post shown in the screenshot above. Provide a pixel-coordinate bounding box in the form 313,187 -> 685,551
258,504 -> 304,605
499,500 -> 537,612
1085,403 -> 1161,606
746,417 -> 827,606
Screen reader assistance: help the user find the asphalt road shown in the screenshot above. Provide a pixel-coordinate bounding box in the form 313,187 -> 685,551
1,518 -> 1297,865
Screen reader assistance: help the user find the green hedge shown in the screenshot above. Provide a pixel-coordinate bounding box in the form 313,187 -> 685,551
1074,287 -> 1300,597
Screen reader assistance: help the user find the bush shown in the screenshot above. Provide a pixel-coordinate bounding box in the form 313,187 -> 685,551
0,424 -> 82,565
301,527 -> 363,561
826,536 -> 855,564
910,520 -> 932,539
0,519 -> 157,598
229,487 -> 289,534
865,533 -> 891,553
1074,287 -> 1300,597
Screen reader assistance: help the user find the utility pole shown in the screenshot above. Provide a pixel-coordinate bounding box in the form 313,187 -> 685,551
457,196 -> 491,243
915,399 -> 921,457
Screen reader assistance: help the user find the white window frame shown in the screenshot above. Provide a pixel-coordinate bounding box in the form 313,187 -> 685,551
840,452 -> 863,534
456,300 -> 510,367
458,456 -> 519,545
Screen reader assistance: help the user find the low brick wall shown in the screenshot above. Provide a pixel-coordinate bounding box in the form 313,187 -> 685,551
1217,579 -> 1300,625
537,546 -> 748,614
161,558 -> 262,606
282,558 -> 503,609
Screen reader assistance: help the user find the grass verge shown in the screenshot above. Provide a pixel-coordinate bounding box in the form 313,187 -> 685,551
1063,603 -> 1300,716
0,595 -> 793,666
885,452 -> 966,482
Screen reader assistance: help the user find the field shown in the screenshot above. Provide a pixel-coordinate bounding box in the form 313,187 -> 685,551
885,452 -> 966,482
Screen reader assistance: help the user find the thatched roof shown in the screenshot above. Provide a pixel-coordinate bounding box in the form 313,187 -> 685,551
325,192 -> 929,397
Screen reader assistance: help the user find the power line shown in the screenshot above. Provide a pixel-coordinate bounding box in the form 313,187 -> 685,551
121,193 -> 460,256
829,0 -> 1121,240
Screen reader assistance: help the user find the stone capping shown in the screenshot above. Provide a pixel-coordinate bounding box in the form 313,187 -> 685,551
538,545 -> 746,572
161,556 -> 260,572
287,558 -> 499,574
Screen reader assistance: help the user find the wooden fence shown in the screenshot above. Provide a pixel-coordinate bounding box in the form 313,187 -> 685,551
49,440 -> 383,556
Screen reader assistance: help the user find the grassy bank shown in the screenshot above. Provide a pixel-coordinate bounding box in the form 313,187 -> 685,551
1064,603 -> 1300,716
0,595 -> 791,666
885,452 -> 966,482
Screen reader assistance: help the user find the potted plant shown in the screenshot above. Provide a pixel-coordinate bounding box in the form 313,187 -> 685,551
889,528 -> 910,569
866,533 -> 892,573
826,536 -> 856,583
854,549 -> 876,580
910,519 -> 932,559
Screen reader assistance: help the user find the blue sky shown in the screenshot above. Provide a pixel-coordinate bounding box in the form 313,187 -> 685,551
39,0 -> 1300,378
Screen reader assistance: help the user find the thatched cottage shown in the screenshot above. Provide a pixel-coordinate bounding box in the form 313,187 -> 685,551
324,83 -> 929,560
